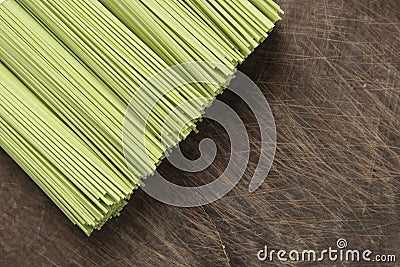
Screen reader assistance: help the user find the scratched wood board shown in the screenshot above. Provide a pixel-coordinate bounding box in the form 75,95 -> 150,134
0,0 -> 399,266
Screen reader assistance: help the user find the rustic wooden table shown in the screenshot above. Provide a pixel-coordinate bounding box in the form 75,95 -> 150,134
1,0 -> 399,266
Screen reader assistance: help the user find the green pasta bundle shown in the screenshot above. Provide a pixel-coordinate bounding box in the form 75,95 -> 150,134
0,0 -> 283,235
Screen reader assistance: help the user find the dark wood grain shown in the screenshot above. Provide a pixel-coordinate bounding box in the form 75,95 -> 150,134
0,0 -> 399,266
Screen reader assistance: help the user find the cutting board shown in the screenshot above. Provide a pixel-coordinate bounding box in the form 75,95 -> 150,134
0,0 -> 399,265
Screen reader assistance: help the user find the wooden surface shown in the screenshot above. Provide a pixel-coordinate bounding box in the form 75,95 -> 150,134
1,0 -> 399,266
